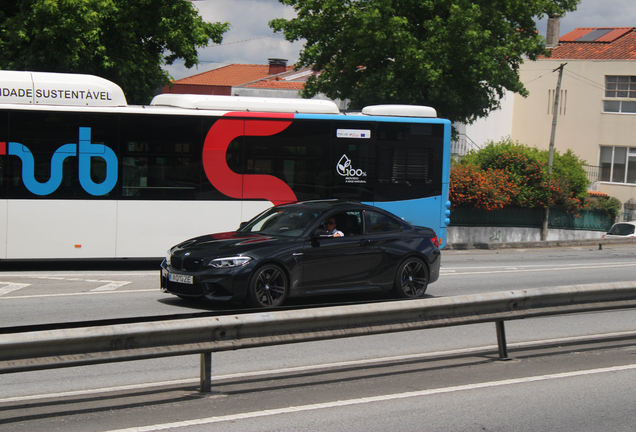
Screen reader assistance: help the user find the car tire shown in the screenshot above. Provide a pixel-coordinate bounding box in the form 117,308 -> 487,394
393,257 -> 429,298
246,264 -> 289,308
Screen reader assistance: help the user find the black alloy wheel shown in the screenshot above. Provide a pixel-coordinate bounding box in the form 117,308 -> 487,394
394,258 -> 429,298
247,264 -> 289,308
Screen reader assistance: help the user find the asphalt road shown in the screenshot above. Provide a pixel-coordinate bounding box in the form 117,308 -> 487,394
1,244 -> 635,431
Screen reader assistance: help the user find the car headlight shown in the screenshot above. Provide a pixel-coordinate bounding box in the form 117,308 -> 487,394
208,256 -> 252,268
165,250 -> 172,266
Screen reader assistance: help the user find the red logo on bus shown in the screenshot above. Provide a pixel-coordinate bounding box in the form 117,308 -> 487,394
202,112 -> 298,206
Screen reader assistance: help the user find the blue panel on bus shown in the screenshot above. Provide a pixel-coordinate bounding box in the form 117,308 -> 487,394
363,197 -> 449,249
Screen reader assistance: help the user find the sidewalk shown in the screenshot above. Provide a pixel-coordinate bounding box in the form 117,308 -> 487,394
446,236 -> 636,250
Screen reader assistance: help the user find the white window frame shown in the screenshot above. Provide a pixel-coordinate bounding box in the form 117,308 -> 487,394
603,76 -> 636,114
599,145 -> 636,184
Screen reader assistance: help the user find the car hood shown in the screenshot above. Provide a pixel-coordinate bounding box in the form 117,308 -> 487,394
171,232 -> 289,258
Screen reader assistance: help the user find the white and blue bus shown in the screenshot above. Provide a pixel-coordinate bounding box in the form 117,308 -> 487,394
0,71 -> 451,259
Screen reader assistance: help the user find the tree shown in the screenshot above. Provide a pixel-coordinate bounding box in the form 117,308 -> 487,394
0,0 -> 229,104
270,0 -> 579,123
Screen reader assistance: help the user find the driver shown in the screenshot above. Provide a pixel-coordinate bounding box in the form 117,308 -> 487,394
325,217 -> 344,237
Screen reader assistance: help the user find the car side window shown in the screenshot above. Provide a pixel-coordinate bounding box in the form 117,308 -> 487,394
318,211 -> 363,237
365,211 -> 402,234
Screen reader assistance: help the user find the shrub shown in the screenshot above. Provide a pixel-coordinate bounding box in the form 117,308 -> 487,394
450,163 -> 519,210
584,196 -> 622,220
453,138 -> 589,211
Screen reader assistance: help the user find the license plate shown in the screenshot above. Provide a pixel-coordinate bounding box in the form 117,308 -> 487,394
169,273 -> 193,284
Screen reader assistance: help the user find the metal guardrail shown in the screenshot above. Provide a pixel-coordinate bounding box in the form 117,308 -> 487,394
2,281 -> 636,392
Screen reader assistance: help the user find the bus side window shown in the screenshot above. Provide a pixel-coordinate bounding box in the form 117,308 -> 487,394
120,115 -> 203,200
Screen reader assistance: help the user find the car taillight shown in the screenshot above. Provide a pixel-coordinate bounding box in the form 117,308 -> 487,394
431,236 -> 440,248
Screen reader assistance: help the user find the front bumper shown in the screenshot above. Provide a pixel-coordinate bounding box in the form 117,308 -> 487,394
160,260 -> 250,303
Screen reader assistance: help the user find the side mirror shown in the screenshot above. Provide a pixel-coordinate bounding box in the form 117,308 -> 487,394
239,221 -> 248,230
312,229 -> 332,238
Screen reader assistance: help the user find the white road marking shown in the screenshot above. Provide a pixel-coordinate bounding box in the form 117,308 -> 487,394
440,261 -> 617,274
98,363 -> 636,432
91,281 -> 133,292
4,330 -> 636,405
0,275 -> 133,293
442,262 -> 636,275
0,289 -> 156,300
35,276 -> 133,290
0,272 -> 155,278
445,261 -> 634,270
0,282 -> 31,296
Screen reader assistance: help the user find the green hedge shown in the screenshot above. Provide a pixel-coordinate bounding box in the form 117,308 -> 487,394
450,207 -> 612,231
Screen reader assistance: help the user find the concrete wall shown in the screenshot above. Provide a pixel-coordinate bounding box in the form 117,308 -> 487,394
448,226 -> 605,245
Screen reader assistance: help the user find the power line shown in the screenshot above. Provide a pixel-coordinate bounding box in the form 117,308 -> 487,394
563,70 -> 606,91
206,33 -> 283,48
523,68 -> 606,92
524,70 -> 557,85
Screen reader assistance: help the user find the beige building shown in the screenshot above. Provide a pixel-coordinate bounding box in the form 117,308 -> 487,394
467,25 -> 636,213
513,26 -> 636,209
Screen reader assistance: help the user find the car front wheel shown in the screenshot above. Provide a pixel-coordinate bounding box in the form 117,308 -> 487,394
246,264 -> 289,308
393,258 -> 429,298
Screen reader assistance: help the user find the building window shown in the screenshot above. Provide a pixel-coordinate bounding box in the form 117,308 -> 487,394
604,76 -> 636,113
600,146 -> 636,183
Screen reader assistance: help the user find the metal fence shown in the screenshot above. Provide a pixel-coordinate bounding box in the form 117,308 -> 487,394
1,281 -> 636,393
583,165 -> 600,183
451,134 -> 481,157
450,207 -> 613,231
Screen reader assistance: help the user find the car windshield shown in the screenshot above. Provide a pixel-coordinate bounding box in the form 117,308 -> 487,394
608,223 -> 636,236
239,208 -> 320,237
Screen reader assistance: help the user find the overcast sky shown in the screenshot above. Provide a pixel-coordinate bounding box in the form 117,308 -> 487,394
165,0 -> 636,80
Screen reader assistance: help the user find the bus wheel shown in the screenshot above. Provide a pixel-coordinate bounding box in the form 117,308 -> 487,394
393,258 -> 428,298
247,264 -> 288,308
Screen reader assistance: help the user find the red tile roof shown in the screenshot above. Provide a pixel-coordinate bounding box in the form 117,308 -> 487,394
559,27 -> 633,43
588,190 -> 609,197
171,64 -> 294,87
544,27 -> 636,60
243,80 -> 306,90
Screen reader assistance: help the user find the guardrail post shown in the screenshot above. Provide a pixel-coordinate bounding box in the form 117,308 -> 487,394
200,352 -> 212,392
495,320 -> 510,360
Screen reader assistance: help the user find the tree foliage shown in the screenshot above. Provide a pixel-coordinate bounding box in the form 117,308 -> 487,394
0,0 -> 229,104
452,138 -> 589,210
270,0 -> 579,123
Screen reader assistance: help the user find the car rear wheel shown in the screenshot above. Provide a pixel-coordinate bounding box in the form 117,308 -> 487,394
246,264 -> 289,308
393,258 -> 428,298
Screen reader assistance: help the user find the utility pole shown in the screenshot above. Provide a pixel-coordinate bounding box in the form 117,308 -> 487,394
541,63 -> 567,241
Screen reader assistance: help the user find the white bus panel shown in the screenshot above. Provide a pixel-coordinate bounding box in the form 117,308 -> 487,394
6,200 -> 117,258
